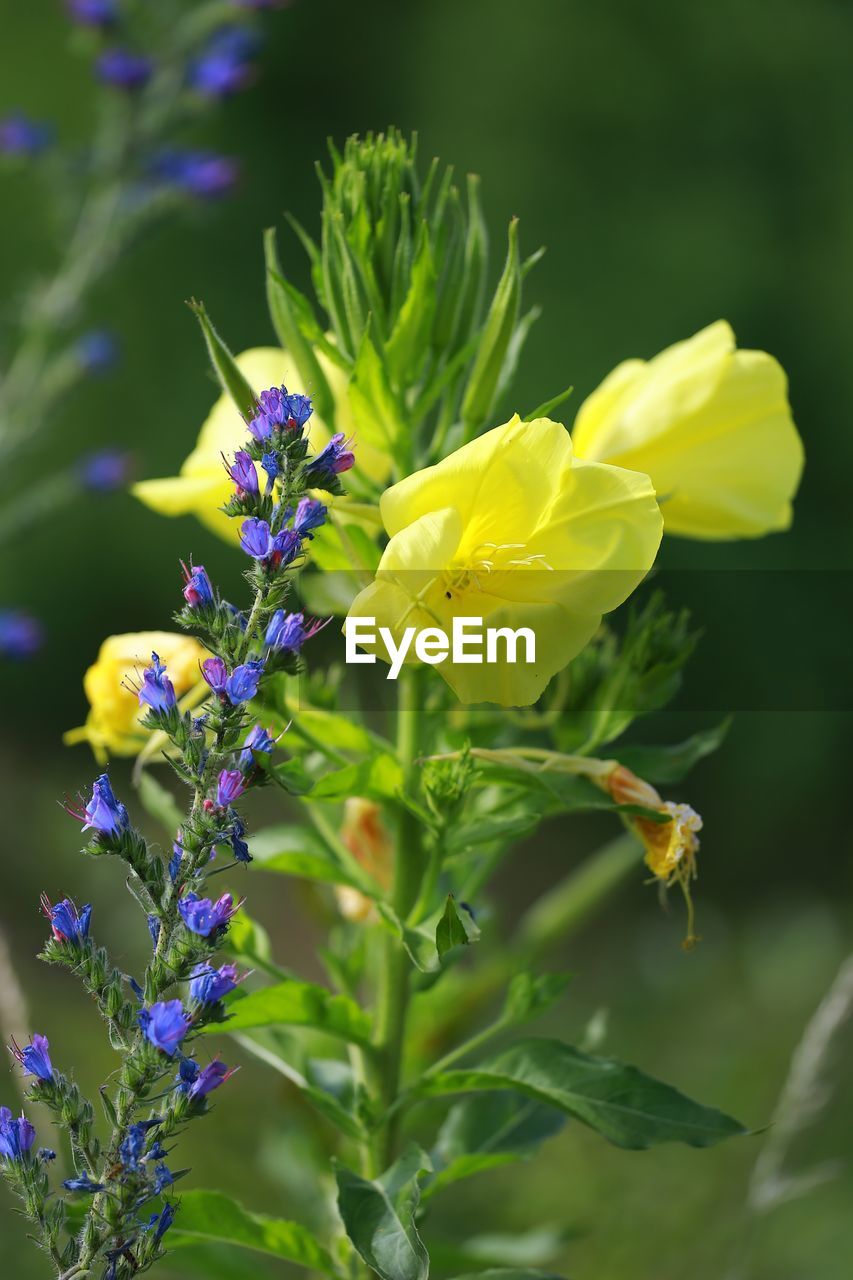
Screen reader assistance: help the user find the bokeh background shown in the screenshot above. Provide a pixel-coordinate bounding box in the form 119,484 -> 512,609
2,1 -> 851,1277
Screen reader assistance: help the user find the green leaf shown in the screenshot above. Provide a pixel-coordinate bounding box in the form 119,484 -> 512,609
461,218 -> 520,434
617,719 -> 732,784
136,771 -> 184,836
377,905 -> 441,974
448,1268 -> 566,1280
250,823 -> 366,890
524,386 -> 574,422
416,1038 -> 747,1150
435,896 -> 481,960
425,1092 -> 565,1201
385,227 -> 436,386
208,979 -> 371,1047
336,1146 -> 431,1280
348,332 -> 406,449
169,1189 -> 339,1275
189,299 -> 256,419
311,754 -> 404,803
502,973 -> 571,1026
232,1031 -> 365,1139
270,756 -> 316,796
221,912 -> 293,981
264,228 -> 335,423
290,706 -> 382,756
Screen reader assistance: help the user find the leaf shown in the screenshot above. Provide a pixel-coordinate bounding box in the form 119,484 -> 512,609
189,300 -> 257,419
461,219 -> 521,433
311,754 -> 404,803
168,1189 -> 339,1274
290,707 -> 382,756
136,771 -> 184,836
250,823 -> 366,890
349,333 -> 407,448
269,756 -> 316,796
436,896 -> 481,960
416,1038 -> 747,1150
264,229 -> 335,423
385,229 -> 436,386
208,979 -> 372,1046
616,718 -> 732,784
502,973 -> 571,1026
426,1092 -> 565,1201
336,1146 -> 431,1280
377,905 -> 440,974
232,1031 -> 365,1139
448,1269 -> 566,1280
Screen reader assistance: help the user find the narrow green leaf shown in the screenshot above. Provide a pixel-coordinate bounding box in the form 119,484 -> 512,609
208,979 -> 372,1046
311,754 -> 403,803
524,386 -> 574,423
336,1147 -> 431,1280
502,973 -> 571,1026
264,228 -> 335,422
232,1031 -> 366,1139
169,1189 -> 339,1275
435,895 -> 480,959
349,333 -> 407,449
136,771 -> 184,836
461,218 -> 520,435
250,823 -> 366,890
416,1038 -> 747,1150
386,227 -> 436,385
617,718 -> 732,784
189,299 -> 256,419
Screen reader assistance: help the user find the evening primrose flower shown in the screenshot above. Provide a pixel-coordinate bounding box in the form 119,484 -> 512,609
571,321 -> 805,540
65,631 -> 207,762
132,346 -> 389,543
347,415 -> 662,705
335,798 -> 392,923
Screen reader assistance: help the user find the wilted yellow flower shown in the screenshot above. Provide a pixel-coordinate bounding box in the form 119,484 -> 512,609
334,798 -> 393,922
133,346 -> 390,543
346,415 -> 662,705
571,321 -> 805,540
64,631 -> 207,763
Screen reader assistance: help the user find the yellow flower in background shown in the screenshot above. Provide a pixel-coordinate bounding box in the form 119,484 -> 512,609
334,798 -> 393,923
64,632 -> 206,763
347,415 -> 663,705
571,321 -> 805,540
133,346 -> 391,543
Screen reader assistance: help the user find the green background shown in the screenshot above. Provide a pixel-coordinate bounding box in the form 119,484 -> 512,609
1,1 -> 851,1277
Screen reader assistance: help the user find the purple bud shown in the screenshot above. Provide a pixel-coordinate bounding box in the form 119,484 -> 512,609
188,1058 -> 236,1099
0,113 -> 52,158
216,768 -> 246,807
138,652 -> 177,713
189,962 -> 242,1004
41,895 -> 92,945
225,658 -> 264,705
77,448 -> 134,493
0,1108 -> 36,1160
139,1000 -> 191,1056
202,656 -> 228,694
238,723 -> 276,771
9,1034 -> 53,1082
182,561 -> 215,608
96,49 -> 154,91
67,774 -> 129,837
293,497 -> 326,538
227,450 -> 259,496
66,0 -> 117,26
305,433 -> 355,485
239,517 -> 273,560
0,609 -> 44,660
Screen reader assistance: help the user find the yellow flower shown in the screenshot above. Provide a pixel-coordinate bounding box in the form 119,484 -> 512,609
346,415 -> 663,705
64,631 -> 207,763
334,798 -> 393,923
132,346 -> 390,543
571,321 -> 805,540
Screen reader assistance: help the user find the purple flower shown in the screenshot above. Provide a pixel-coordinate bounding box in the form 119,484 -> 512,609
66,0 -> 117,26
63,1172 -> 105,1192
293,497 -> 326,538
271,527 -> 301,569
147,914 -> 161,946
228,815 -> 251,864
168,842 -> 184,884
238,723 -> 276,771
9,1035 -> 53,1082
119,1123 -> 146,1170
138,652 -> 177,713
305,433 -> 355,485
96,48 -> 154,91
265,609 -> 316,653
77,448 -> 134,492
189,27 -> 258,98
202,656 -> 228,694
260,451 -> 281,486
225,658 -> 264,705
182,561 -> 214,608
227,449 -> 259,496
189,962 -> 242,1004
257,385 -> 290,425
0,609 -> 44,659
178,891 -> 240,937
0,1107 -> 36,1161
153,148 -> 239,199
41,895 -> 92,945
239,516 -> 273,560
154,1202 -> 176,1243
216,769 -> 246,807
67,774 -> 129,837
285,392 -> 313,428
0,112 -> 52,157
247,410 -> 273,443
139,1000 -> 191,1056
75,330 -> 119,374
188,1058 -> 236,1100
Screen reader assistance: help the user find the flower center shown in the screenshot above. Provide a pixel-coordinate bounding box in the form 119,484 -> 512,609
441,542 -> 553,600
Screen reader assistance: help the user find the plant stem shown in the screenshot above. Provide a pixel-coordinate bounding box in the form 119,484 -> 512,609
372,667 -> 427,1167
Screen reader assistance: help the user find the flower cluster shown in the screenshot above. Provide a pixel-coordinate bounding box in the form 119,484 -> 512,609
1,384 -> 344,1276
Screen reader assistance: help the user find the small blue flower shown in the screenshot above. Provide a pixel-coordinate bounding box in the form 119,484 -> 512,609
216,768 -> 246,808
257,385 -> 290,425
239,516 -> 273,560
138,653 -> 177,713
152,1162 -> 174,1193
77,448 -> 134,493
0,1107 -> 35,1161
189,962 -> 242,1004
9,1035 -> 53,1082
147,914 -> 161,946
0,113 -> 52,158
285,392 -> 313,427
66,0 -> 117,26
238,723 -> 277,771
177,1057 -> 200,1090
119,1123 -> 146,1170
70,774 -> 129,837
96,48 -> 154,91
182,561 -> 214,608
41,895 -> 92,945
0,609 -> 44,659
189,27 -> 258,98
247,410 -> 273,443
225,658 -> 264,705
202,655 -> 228,694
75,330 -> 119,374
227,449 -> 259,496
265,609 -> 308,653
271,527 -> 301,569
168,842 -> 184,884
139,1000 -> 191,1056
228,814 -> 252,864
305,433 -> 355,485
178,892 -> 240,937
293,497 -> 326,538
154,1202 -> 177,1243
63,1172 -> 105,1193
188,1058 -> 235,1100
261,451 -> 281,487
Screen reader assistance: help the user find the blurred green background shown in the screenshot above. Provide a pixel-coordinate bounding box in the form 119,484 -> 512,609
1,1 -> 851,1277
